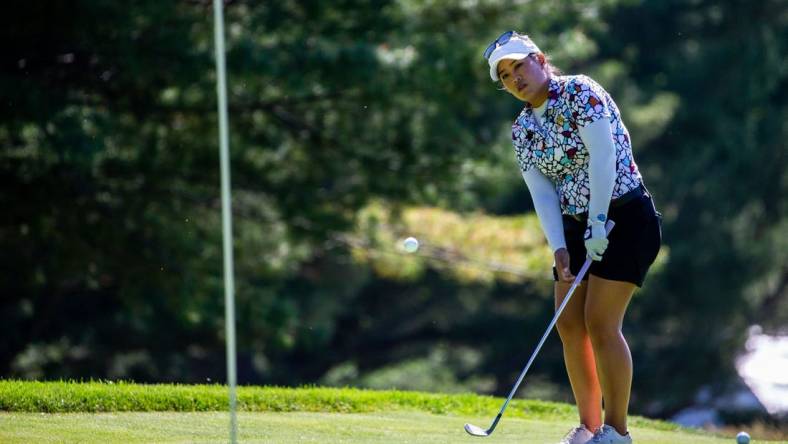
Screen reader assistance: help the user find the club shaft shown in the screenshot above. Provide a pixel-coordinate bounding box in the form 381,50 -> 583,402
496,257 -> 592,416
485,220 -> 615,433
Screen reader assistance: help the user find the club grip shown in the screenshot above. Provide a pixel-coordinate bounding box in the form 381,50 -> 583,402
605,219 -> 615,235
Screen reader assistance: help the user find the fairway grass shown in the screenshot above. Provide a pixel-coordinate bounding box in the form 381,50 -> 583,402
2,411 -> 780,444
0,381 -> 784,443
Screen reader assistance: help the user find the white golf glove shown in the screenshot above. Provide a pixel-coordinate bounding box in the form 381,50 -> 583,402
584,220 -> 609,261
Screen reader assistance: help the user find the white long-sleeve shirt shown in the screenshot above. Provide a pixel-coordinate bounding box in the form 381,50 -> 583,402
519,82 -> 620,252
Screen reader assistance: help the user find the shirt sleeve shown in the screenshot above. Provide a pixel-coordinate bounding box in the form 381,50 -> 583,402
567,75 -> 612,128
578,118 -> 616,226
521,168 -> 566,252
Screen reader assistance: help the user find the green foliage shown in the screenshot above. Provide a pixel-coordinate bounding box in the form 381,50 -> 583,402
0,0 -> 613,386
351,202 -> 553,283
596,0 -> 788,413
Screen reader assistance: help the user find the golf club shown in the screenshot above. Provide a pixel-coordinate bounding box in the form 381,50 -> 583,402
464,219 -> 615,437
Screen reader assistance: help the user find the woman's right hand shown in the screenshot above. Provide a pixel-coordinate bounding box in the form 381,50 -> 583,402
554,247 -> 575,282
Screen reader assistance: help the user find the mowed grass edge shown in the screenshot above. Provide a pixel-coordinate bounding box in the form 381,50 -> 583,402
0,380 -> 685,434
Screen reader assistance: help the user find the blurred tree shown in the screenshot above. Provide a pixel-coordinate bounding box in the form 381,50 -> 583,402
0,0 -> 607,381
597,0 -> 788,415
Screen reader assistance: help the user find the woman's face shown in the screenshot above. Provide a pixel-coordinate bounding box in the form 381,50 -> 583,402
496,54 -> 549,105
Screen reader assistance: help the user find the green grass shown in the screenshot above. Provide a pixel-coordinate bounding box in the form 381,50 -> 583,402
0,381 -> 784,443
1,411 -> 774,444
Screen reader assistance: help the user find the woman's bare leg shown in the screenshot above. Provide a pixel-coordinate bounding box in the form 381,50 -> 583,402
585,275 -> 637,435
555,281 -> 603,431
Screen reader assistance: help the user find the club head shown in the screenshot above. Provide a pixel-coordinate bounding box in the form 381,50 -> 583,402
464,423 -> 490,437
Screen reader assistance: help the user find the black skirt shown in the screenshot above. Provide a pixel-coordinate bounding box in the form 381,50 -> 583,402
553,190 -> 662,287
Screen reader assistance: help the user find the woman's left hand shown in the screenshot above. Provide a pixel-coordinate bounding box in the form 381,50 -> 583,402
584,221 -> 609,261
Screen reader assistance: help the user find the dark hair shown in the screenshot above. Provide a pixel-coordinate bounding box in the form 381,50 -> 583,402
533,52 -> 562,76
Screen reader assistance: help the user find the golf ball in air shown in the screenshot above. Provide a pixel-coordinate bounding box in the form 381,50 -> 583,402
737,431 -> 750,444
403,237 -> 419,253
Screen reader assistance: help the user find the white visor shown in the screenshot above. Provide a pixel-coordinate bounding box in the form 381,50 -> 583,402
488,36 -> 540,81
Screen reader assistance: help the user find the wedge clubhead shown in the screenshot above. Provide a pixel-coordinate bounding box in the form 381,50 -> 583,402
464,423 -> 490,437
465,413 -> 502,437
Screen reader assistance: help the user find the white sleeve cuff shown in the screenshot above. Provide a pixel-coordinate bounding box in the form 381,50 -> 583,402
521,168 -> 566,252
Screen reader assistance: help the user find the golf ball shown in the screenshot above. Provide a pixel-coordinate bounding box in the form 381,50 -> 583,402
403,237 -> 419,253
737,431 -> 750,444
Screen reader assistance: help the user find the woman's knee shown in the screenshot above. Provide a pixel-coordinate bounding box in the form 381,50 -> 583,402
556,315 -> 587,342
584,314 -> 621,345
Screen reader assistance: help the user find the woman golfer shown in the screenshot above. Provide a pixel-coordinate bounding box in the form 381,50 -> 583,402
485,32 -> 661,444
